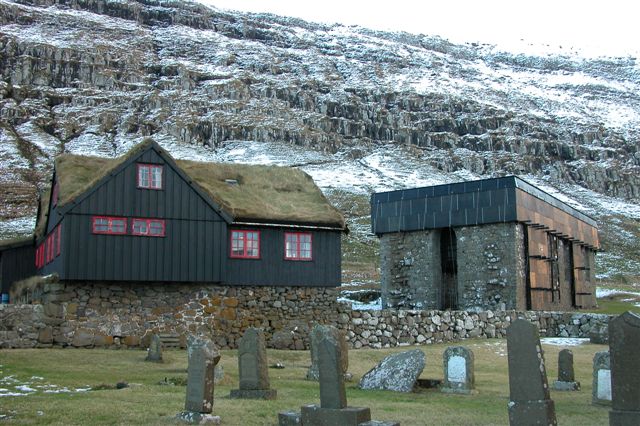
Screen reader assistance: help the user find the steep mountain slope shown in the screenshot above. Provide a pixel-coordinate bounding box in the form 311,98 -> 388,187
1,0 -> 639,283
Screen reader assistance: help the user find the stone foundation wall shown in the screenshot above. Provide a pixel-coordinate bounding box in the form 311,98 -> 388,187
0,282 -> 346,350
0,280 -> 612,350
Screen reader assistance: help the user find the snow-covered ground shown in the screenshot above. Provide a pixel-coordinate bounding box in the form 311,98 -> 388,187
540,337 -> 590,346
0,371 -> 90,397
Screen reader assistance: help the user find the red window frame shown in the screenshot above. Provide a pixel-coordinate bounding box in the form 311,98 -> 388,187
46,233 -> 54,264
131,218 -> 166,237
35,244 -> 43,269
92,216 -> 127,235
137,164 -> 163,190
284,232 -> 313,261
56,224 -> 61,256
229,230 -> 260,259
35,243 -> 46,269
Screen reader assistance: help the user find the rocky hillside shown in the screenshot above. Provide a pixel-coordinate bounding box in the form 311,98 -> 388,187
1,0 -> 639,282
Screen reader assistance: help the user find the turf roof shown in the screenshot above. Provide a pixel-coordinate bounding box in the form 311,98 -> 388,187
50,140 -> 345,229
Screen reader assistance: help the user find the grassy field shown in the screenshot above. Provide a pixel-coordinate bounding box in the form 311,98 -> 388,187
0,340 -> 611,425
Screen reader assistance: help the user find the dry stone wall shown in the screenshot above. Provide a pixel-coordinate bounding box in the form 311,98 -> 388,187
0,281 -> 612,350
380,223 -> 527,311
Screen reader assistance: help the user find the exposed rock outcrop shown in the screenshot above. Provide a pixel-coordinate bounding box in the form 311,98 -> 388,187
1,0 -> 639,229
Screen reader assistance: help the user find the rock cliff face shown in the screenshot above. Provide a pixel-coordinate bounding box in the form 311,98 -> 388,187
1,1 -> 639,246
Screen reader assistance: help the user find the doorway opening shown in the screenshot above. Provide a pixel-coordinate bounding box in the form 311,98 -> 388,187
440,228 -> 458,310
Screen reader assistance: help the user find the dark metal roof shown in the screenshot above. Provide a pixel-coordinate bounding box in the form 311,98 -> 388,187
371,176 -> 597,235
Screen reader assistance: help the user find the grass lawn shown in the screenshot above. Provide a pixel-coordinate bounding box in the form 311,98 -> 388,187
0,339 -> 611,425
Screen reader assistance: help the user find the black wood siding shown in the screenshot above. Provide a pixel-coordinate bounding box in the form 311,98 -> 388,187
62,148 -> 226,282
225,227 -> 341,287
371,176 -> 597,235
1,243 -> 36,296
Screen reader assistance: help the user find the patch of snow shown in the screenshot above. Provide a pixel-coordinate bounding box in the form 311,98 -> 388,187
337,297 -> 381,310
596,287 -> 640,298
0,217 -> 35,238
540,337 -> 590,346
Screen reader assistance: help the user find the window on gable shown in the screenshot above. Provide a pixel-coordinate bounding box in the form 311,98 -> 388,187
132,218 -> 165,237
285,232 -> 313,261
137,164 -> 163,189
230,230 -> 260,259
92,216 -> 127,235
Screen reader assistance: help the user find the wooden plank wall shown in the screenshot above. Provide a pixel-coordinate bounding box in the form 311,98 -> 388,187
573,245 -> 596,308
515,190 -> 599,248
527,227 -> 554,310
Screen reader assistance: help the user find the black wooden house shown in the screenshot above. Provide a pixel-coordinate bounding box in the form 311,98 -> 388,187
32,140 -> 346,287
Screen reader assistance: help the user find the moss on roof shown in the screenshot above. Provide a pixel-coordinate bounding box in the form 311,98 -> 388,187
176,160 -> 345,228
51,140 -> 345,229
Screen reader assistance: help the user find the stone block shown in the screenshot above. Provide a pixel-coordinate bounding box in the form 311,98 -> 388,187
176,411 -> 220,425
38,326 -> 53,344
124,335 -> 140,347
301,404 -> 371,426
553,381 -> 580,391
223,297 -> 239,308
278,411 -> 302,425
72,329 -> 94,347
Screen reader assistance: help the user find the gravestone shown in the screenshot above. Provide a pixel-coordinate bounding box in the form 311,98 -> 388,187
608,311 -> 640,425
552,349 -> 580,391
278,325 -> 398,426
441,346 -> 475,394
177,336 -> 221,425
230,328 -> 277,400
359,349 -> 425,392
145,334 -> 163,363
592,351 -> 612,406
506,319 -> 557,426
306,326 -> 349,381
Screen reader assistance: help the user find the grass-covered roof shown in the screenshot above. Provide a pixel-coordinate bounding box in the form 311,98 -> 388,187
51,140 -> 345,229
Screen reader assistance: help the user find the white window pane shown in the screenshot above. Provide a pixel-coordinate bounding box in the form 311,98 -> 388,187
139,167 -> 149,187
151,166 -> 162,188
150,221 -> 163,235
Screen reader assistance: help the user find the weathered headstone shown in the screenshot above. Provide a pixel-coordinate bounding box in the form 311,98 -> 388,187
608,311 -> 640,425
177,336 -> 221,425
359,349 -> 425,393
279,325 -> 398,426
506,319 -> 557,426
441,346 -> 475,394
306,326 -> 349,381
552,349 -> 580,391
592,351 -> 612,406
145,334 -> 163,363
230,328 -> 277,400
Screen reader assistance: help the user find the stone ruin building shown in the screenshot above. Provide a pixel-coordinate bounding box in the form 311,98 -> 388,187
371,176 -> 598,312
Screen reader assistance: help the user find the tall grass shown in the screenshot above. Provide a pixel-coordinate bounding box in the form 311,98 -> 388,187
0,339 -> 610,425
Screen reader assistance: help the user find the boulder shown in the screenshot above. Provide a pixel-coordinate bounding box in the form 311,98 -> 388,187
359,349 -> 425,392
